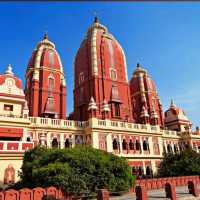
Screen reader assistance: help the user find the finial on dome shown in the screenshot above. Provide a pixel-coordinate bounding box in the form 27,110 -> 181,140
170,99 -> 176,108
136,63 -> 141,68
5,64 -> 14,76
93,11 -> 99,23
94,16 -> 99,23
44,31 -> 48,40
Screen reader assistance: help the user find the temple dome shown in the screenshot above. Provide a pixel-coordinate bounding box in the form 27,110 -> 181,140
73,17 -> 133,121
165,100 -> 190,123
0,64 -> 24,95
74,17 -> 128,85
25,34 -> 66,119
165,100 -> 192,132
131,63 -> 157,94
27,33 -> 63,72
130,63 -> 164,126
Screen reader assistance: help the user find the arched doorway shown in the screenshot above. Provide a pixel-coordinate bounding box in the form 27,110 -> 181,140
129,140 -> 134,150
52,138 -> 59,148
113,139 -> 119,150
65,138 -> 71,148
122,139 -> 127,150
138,166 -> 143,176
167,144 -> 172,153
146,166 -> 152,178
136,140 -> 141,151
143,140 -> 149,151
4,165 -> 15,184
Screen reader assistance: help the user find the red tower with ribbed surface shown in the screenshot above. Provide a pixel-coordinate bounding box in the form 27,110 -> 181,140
129,63 -> 164,127
73,17 -> 133,121
25,34 -> 66,119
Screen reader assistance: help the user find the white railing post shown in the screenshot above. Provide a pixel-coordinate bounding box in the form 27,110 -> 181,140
3,141 -> 7,151
18,141 -> 22,151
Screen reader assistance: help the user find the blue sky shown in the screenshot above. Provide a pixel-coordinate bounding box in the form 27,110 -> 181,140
0,2 -> 199,127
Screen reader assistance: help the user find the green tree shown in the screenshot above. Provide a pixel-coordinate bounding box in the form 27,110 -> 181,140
18,146 -> 135,196
158,148 -> 200,177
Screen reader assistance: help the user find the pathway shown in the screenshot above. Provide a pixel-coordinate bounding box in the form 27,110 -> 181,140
110,186 -> 200,200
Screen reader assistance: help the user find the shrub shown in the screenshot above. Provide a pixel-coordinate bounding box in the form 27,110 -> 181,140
18,146 -> 135,196
158,148 -> 200,177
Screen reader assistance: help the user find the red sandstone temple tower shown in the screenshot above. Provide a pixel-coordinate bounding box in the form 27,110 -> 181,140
73,17 -> 133,121
129,63 -> 164,127
25,34 -> 66,119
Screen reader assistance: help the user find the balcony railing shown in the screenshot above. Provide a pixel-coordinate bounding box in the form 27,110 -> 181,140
29,117 -> 87,129
0,114 -> 22,118
95,119 -> 182,136
0,141 -> 34,152
95,119 -> 160,133
0,114 -> 183,136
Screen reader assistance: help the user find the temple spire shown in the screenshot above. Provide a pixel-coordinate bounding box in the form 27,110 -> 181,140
94,11 -> 99,23
94,16 -> 99,23
5,64 -> 14,76
170,99 -> 176,108
136,62 -> 141,68
44,31 -> 48,40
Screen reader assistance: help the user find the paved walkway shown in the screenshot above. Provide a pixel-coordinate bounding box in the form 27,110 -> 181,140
110,186 -> 200,200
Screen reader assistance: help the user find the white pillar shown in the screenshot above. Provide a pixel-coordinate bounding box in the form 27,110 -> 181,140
18,141 -> 22,151
119,134 -> 122,155
46,132 -> 51,148
151,160 -> 155,174
71,135 -> 75,147
158,138 -> 163,155
91,132 -> 99,149
3,141 -> 7,151
149,137 -> 153,155
142,160 -> 146,175
106,133 -> 113,153
140,138 -> 144,154
60,133 -> 64,149
164,141 -> 167,153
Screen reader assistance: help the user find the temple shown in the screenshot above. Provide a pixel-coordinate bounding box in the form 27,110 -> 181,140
0,18 -> 200,184
73,17 -> 132,122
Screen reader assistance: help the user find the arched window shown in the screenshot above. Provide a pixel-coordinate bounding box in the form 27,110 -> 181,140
129,140 -> 134,150
143,140 -> 149,151
48,77 -> 55,90
52,138 -> 58,148
185,143 -> 189,149
138,167 -> 143,176
153,143 -> 159,154
114,103 -> 120,117
179,144 -> 183,151
110,68 -> 117,81
79,72 -> 84,84
136,140 -> 141,151
122,139 -> 127,150
163,145 -> 166,153
174,144 -> 178,153
26,137 -> 31,142
65,138 -> 71,148
132,167 -> 136,175
167,144 -> 172,153
113,139 -> 118,150
146,166 -> 151,176
4,165 -> 15,184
